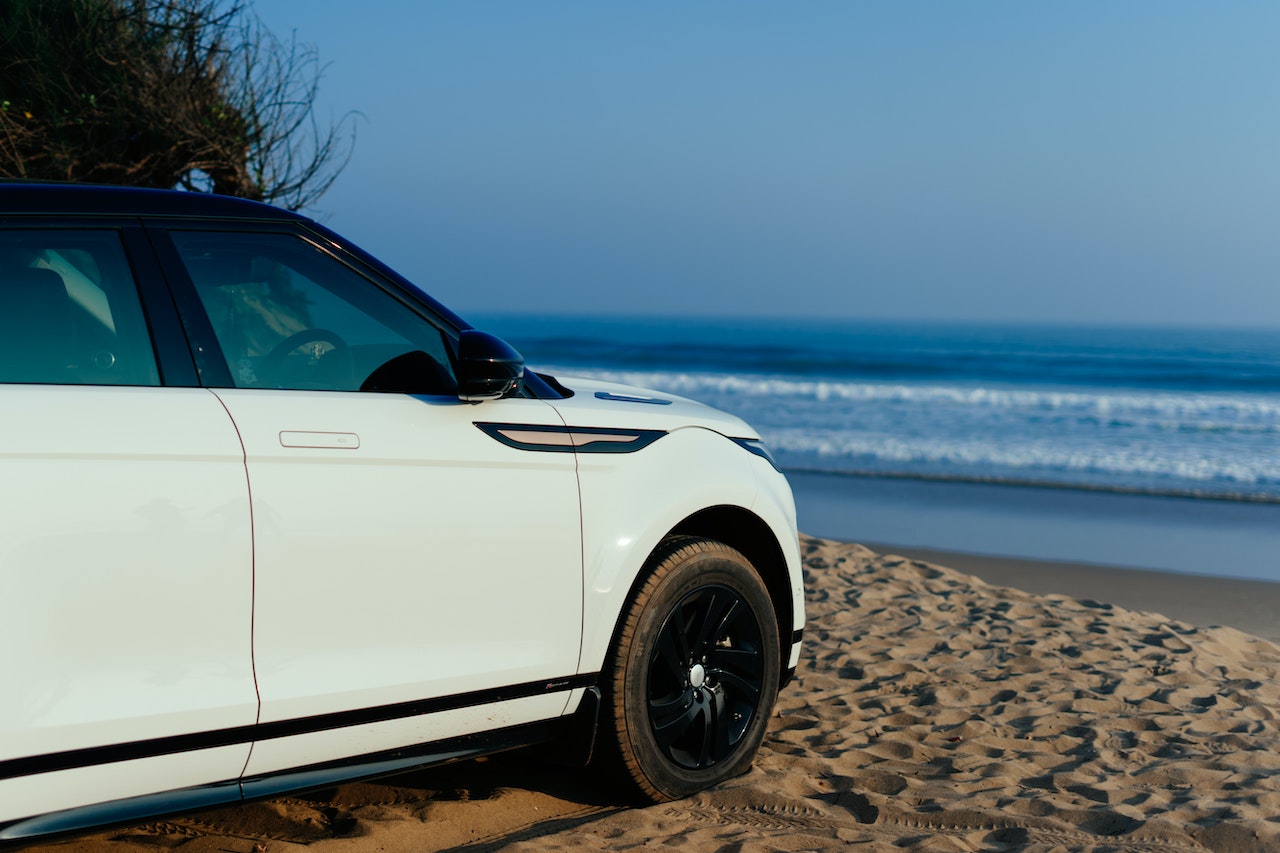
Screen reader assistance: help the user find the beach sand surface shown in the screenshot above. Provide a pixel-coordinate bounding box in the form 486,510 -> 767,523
864,544 -> 1280,645
49,536 -> 1280,852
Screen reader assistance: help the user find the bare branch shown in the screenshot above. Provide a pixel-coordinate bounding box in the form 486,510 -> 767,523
0,0 -> 354,210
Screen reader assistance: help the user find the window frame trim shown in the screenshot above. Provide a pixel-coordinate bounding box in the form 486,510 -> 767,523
144,219 -> 465,393
0,217 -> 194,388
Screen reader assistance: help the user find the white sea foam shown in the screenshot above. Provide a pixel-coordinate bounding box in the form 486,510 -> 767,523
767,429 -> 1279,488
547,365 -> 1280,496
554,367 -> 1280,426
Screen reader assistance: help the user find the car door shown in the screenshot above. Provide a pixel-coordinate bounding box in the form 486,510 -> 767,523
0,226 -> 256,824
156,227 -> 583,779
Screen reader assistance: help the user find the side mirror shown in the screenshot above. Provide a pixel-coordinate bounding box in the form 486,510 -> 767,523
457,330 -> 525,402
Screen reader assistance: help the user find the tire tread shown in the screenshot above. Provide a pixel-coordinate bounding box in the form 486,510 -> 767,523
596,536 -> 779,803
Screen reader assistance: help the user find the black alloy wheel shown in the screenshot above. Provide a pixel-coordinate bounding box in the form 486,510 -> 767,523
647,583 -> 767,770
599,536 -> 781,802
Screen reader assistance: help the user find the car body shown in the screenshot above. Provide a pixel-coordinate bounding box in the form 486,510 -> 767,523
0,183 -> 804,846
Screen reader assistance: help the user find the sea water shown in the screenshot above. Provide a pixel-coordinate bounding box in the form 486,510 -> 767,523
475,315 -> 1280,503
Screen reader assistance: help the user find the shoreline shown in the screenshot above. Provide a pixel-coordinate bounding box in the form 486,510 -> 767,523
782,465 -> 1280,504
789,468 -> 1280,582
863,541 -> 1280,644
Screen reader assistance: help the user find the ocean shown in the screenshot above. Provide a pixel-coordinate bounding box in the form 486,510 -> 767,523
473,315 -> 1280,504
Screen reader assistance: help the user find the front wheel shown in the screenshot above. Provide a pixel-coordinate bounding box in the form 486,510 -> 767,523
599,537 -> 781,802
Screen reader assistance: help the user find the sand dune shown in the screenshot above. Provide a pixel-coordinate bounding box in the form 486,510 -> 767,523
61,536 -> 1280,853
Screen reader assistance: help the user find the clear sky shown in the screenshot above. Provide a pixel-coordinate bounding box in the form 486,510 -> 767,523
254,2 -> 1280,327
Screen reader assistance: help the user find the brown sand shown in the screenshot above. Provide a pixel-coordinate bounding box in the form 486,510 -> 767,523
51,536 -> 1280,852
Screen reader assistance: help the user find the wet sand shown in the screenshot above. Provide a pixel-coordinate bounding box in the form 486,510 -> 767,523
790,470 -> 1280,582
865,544 -> 1280,644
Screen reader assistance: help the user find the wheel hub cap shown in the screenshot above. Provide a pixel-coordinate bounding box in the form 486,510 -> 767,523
645,583 -> 768,770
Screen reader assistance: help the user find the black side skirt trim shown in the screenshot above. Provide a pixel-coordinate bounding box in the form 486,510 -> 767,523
0,673 -> 597,783
240,718 -> 557,800
0,781 -> 242,847
0,720 -> 561,848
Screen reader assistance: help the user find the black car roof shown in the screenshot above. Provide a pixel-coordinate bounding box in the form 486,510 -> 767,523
0,179 -> 475,334
0,182 -> 307,221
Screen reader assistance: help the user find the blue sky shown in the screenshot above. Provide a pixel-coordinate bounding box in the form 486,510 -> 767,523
255,2 -> 1280,327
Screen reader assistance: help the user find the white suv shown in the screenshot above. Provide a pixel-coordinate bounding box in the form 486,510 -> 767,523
0,184 -> 804,846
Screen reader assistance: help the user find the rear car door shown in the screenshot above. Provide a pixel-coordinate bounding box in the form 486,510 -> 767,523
0,225 -> 256,824
155,226 -> 583,780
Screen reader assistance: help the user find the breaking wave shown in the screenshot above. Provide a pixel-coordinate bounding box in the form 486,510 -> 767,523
548,366 -> 1280,500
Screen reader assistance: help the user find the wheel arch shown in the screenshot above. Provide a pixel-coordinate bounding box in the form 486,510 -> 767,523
592,532 -> 785,800
604,506 -> 795,687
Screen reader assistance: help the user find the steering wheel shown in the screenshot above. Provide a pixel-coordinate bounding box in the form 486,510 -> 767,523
259,328 -> 354,389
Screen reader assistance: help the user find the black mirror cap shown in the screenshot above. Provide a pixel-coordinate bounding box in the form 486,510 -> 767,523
457,330 -> 525,401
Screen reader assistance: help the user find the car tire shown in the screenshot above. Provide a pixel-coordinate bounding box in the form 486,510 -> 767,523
599,536 -> 781,802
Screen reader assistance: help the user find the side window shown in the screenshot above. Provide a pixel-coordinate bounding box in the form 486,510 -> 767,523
0,230 -> 161,386
169,231 -> 457,394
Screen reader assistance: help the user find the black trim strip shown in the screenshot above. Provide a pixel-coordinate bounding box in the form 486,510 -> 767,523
252,673 -> 595,742
476,422 -> 666,454
0,781 -> 241,847
0,721 -> 562,848
0,673 -> 596,783
240,718 -> 557,800
791,628 -> 805,646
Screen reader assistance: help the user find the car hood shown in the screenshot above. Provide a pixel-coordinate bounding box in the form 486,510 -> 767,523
539,375 -> 759,440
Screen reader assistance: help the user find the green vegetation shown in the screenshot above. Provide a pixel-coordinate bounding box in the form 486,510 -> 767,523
0,0 -> 354,209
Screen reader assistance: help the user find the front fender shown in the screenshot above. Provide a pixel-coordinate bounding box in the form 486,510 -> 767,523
575,426 -> 795,675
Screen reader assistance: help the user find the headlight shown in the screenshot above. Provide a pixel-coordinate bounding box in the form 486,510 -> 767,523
730,437 -> 781,472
